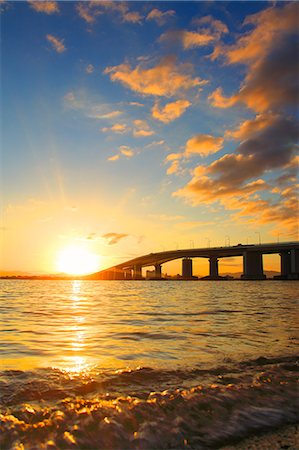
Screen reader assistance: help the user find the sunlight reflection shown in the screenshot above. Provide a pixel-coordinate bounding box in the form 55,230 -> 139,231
62,356 -> 90,374
72,280 -> 82,293
64,281 -> 89,371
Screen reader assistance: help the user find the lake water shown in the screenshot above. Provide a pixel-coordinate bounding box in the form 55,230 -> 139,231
0,280 -> 298,449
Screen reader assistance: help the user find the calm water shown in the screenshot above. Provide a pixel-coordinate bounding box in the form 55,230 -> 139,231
0,280 -> 298,449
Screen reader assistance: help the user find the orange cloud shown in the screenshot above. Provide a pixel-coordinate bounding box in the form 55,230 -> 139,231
104,56 -> 206,97
192,15 -> 228,36
133,120 -> 154,137
152,100 -> 191,123
107,154 -> 120,162
122,11 -> 142,24
76,1 -> 142,25
172,113 -> 298,233
160,30 -> 214,49
167,160 -> 182,176
108,146 -> 134,161
28,1 -> 59,14
231,187 -> 299,236
120,146 -> 134,157
146,8 -> 175,25
225,113 -> 278,140
102,232 -> 128,245
175,175 -> 267,204
208,87 -> 237,109
185,134 -> 224,157
224,3 -> 298,65
76,2 -> 98,24
46,34 -> 66,53
101,123 -> 128,134
209,3 -> 299,113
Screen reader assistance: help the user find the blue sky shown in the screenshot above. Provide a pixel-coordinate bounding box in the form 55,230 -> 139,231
1,1 -> 298,274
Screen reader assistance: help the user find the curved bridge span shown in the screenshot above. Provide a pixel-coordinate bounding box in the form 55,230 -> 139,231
88,242 -> 299,280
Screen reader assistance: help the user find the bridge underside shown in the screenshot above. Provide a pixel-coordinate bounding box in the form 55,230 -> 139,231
86,243 -> 299,281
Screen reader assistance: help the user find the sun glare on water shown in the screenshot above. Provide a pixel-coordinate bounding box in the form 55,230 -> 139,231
56,246 -> 100,275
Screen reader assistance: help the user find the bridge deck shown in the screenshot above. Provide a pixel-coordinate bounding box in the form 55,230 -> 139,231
92,242 -> 299,274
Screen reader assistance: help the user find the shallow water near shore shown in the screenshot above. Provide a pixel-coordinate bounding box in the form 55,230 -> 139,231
0,280 -> 298,449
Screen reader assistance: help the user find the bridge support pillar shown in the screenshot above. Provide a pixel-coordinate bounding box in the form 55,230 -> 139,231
242,251 -> 266,280
290,249 -> 299,279
124,269 -> 132,280
209,256 -> 219,279
154,264 -> 162,279
280,252 -> 291,279
182,258 -> 193,278
133,265 -> 143,280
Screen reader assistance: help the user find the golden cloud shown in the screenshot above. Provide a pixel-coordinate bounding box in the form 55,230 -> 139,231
152,100 -> 191,123
28,1 -> 59,14
132,119 -> 154,137
209,3 -> 299,113
160,30 -> 214,49
107,154 -> 120,162
120,146 -> 134,157
104,56 -> 206,97
185,134 -> 224,157
225,113 -> 278,140
208,87 -> 237,109
76,1 -> 142,25
192,15 -> 228,36
146,8 -> 175,25
46,34 -> 66,53
101,123 -> 128,134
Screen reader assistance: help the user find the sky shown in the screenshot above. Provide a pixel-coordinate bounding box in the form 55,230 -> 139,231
1,0 -> 298,275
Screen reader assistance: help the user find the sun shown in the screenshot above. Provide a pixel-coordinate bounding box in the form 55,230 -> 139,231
56,245 -> 100,275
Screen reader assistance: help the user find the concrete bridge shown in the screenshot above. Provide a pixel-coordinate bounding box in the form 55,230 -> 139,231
88,242 -> 299,280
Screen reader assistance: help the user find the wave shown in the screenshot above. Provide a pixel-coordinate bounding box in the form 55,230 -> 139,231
0,355 -> 298,449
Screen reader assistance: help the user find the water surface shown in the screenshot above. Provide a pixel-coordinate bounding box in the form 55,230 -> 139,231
0,280 -> 298,449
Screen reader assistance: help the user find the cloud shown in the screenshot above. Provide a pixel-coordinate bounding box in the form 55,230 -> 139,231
192,15 -> 228,36
120,146 -> 134,157
152,100 -> 191,123
99,111 -> 122,119
208,87 -> 236,109
185,134 -> 224,157
28,1 -> 59,14
102,232 -> 128,245
108,146 -> 134,161
46,34 -> 66,53
133,120 -> 154,137
173,114 -> 298,233
160,15 -> 228,50
230,187 -> 299,236
122,11 -> 143,24
107,154 -> 120,162
209,3 -> 299,113
64,91 -> 122,120
164,133 -> 223,175
145,140 -> 166,149
146,8 -> 175,25
76,2 -> 99,24
76,1 -> 142,25
167,160 -> 183,176
101,123 -> 129,134
225,113 -> 277,141
160,30 -> 215,49
104,56 -> 207,97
